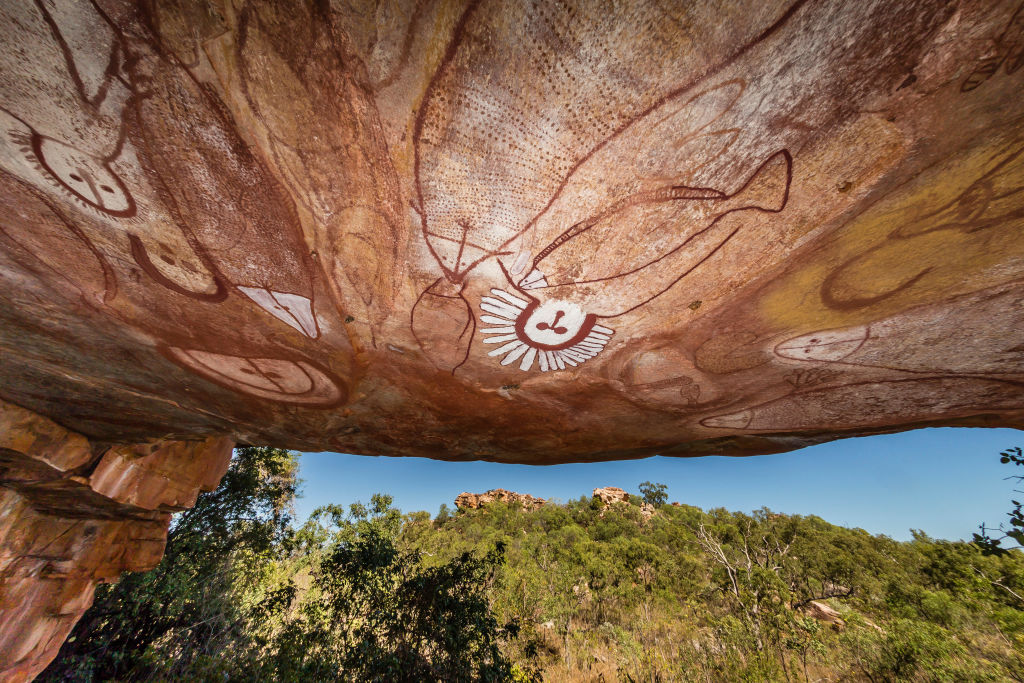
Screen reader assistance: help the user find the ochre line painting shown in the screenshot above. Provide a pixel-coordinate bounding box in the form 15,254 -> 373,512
0,0 -> 1022,461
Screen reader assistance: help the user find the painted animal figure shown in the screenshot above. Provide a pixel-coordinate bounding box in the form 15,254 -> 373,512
481,151 -> 792,371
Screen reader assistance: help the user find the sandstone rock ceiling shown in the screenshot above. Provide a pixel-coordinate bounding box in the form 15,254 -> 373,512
1,0 -> 1022,463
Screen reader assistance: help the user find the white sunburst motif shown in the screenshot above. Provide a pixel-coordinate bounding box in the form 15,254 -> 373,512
479,288 -> 614,372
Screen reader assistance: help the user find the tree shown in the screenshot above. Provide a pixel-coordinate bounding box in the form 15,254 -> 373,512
638,481 -> 668,507
974,446 -> 1024,555
435,502 -> 452,526
42,446 -> 300,681
263,495 -> 526,682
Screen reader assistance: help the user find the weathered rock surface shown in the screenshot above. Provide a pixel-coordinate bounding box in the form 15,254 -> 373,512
0,399 -> 233,682
1,1 -> 1023,465
803,600 -> 845,629
593,487 -> 655,519
455,489 -> 546,510
593,487 -> 631,506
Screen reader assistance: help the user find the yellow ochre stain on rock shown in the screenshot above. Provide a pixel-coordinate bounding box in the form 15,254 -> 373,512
759,130 -> 1024,332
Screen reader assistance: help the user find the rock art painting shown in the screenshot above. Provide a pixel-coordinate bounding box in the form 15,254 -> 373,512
478,288 -> 615,372
160,347 -> 346,407
0,0 -> 1022,463
776,285 -> 1024,376
701,377 -> 1024,432
821,137 -> 1024,313
233,1 -> 404,323
411,0 -> 799,372
8,3 -> 1024,677
0,170 -> 114,308
126,42 -> 322,337
0,0 -> 358,420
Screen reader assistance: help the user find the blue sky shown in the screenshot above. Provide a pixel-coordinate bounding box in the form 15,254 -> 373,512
295,427 -> 1024,542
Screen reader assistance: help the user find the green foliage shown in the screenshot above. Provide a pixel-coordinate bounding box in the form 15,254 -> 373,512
40,446 -> 1024,682
41,446 -> 300,682
975,446 -> 1024,554
262,496 -> 522,682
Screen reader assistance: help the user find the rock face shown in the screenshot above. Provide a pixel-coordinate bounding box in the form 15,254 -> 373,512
593,487 -> 631,506
0,1 -> 1022,466
803,601 -> 845,629
593,487 -> 655,519
2,1 -> 1024,674
0,399 -> 233,681
455,489 -> 546,511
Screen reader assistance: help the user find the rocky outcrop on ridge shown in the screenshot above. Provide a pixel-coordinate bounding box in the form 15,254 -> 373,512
455,489 -> 546,511
593,487 -> 656,520
593,487 -> 631,506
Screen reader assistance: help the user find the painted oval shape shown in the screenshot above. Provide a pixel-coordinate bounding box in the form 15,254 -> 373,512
162,346 -> 346,407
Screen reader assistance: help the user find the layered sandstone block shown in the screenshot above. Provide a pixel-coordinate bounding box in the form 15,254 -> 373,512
455,489 -> 546,510
0,400 -> 232,682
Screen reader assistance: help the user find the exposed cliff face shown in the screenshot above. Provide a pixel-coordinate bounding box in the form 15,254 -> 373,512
2,1 -> 1024,675
0,399 -> 233,682
593,487 -> 631,507
455,489 -> 546,511
592,487 -> 655,520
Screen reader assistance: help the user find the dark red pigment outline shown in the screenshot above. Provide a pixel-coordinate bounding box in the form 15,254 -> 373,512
412,0 -> 811,283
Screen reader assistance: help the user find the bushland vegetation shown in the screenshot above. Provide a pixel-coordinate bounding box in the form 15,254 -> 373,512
43,447 -> 1024,682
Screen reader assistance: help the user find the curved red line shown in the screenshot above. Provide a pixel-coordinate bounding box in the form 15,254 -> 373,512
412,0 -> 810,281
129,234 -> 228,302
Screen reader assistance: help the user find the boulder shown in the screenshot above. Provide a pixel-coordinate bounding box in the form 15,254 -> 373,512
803,601 -> 845,629
593,487 -> 631,506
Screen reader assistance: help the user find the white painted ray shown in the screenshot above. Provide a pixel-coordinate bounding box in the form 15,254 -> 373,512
558,352 -> 578,367
538,350 -> 550,372
490,289 -> 528,308
480,297 -> 524,316
573,343 -> 601,354
489,340 -> 525,357
520,347 -> 537,371
483,334 -> 519,344
552,352 -> 566,371
581,337 -> 608,346
481,326 -> 516,334
545,351 -> 558,370
481,315 -> 515,325
593,325 -> 614,335
562,348 -> 588,362
501,343 -> 529,365
481,301 -> 522,318
587,331 -> 612,341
